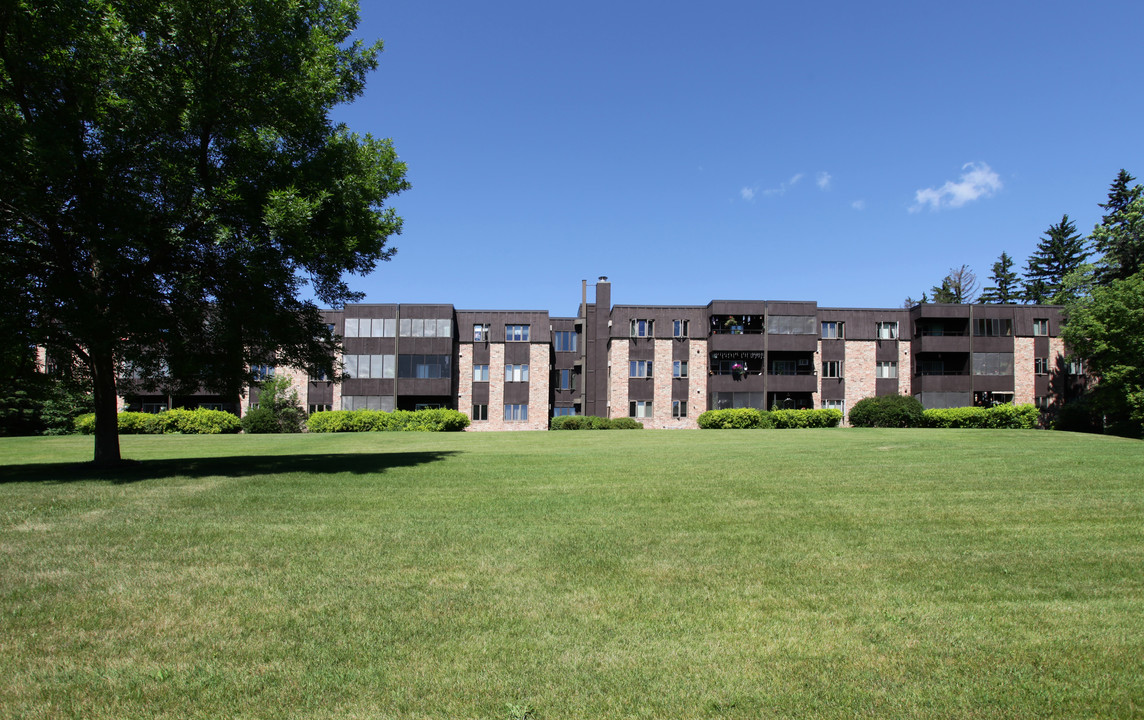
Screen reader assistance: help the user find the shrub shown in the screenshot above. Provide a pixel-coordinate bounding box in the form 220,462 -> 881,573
76,411 -> 161,434
848,395 -> 924,428
155,408 -> 242,434
550,415 -> 642,430
75,413 -> 95,434
606,417 -> 644,430
696,408 -> 766,429
241,406 -> 281,434
770,408 -> 843,429
306,408 -> 469,433
1053,395 -> 1104,434
923,404 -> 1039,429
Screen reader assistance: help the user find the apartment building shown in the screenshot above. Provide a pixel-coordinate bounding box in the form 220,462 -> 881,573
118,277 -> 1084,427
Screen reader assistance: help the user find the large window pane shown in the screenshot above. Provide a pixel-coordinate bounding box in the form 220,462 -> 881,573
344,318 -> 360,337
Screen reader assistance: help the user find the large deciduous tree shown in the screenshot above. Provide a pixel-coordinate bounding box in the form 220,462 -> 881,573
0,0 -> 409,463
929,265 -> 978,304
1023,215 -> 1089,304
978,252 -> 1020,304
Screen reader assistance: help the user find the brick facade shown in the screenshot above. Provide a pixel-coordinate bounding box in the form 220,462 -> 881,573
1013,337 -> 1035,406
843,341 -> 877,415
608,340 -> 629,419
897,340 -> 912,397
456,344 -> 474,425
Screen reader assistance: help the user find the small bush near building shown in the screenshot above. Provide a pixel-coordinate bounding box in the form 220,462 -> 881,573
240,407 -> 283,434
155,408 -> 242,434
848,395 -> 925,428
549,416 -> 644,430
698,408 -> 842,429
306,408 -> 470,433
922,404 -> 1039,429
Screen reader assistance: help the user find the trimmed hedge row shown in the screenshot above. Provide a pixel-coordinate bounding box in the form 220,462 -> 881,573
696,408 -> 843,429
848,395 -> 924,428
306,408 -> 470,433
922,404 -> 1039,429
75,408 -> 242,435
549,415 -> 644,430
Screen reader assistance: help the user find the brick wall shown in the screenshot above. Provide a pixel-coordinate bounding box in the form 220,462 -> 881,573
1013,337 -> 1035,405
526,343 -> 551,430
812,340 -> 822,410
457,344 -> 474,428
608,340 -> 629,419
897,340 -> 912,397
843,340 -> 877,415
690,339 -> 708,420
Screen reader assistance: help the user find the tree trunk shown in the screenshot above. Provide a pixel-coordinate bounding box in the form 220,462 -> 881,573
90,346 -> 122,465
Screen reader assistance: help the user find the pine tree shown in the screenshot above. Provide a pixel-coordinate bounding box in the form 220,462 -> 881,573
1023,215 -> 1090,304
930,265 -> 977,303
979,252 -> 1020,303
1092,170 -> 1144,284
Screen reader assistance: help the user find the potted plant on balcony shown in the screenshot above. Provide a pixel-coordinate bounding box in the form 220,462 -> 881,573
731,362 -> 748,379
724,316 -> 743,334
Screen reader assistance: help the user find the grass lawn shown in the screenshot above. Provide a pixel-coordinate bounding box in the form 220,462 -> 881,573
1,429 -> 1142,719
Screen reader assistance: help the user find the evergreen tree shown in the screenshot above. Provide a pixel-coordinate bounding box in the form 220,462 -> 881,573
1092,170 -> 1144,284
979,252 -> 1020,303
1023,215 -> 1090,304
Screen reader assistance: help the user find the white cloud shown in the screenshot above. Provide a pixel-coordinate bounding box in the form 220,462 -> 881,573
851,200 -> 866,210
910,162 -> 1002,212
762,173 -> 804,197
740,186 -> 757,202
817,172 -> 832,190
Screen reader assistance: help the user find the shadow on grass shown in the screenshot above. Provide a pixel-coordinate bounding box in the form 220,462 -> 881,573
0,451 -> 459,485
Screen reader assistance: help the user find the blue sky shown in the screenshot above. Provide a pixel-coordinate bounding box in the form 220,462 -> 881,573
330,0 -> 1144,315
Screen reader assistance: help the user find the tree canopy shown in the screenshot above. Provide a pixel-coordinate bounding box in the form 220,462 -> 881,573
929,265 -> 978,304
1023,215 -> 1089,305
978,252 -> 1020,304
0,0 -> 409,462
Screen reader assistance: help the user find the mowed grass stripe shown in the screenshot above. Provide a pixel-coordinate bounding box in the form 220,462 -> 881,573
1,430 -> 1141,719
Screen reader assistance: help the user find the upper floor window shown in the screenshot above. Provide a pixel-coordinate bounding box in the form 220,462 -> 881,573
1067,359 -> 1085,375
876,321 -> 898,340
876,361 -> 897,378
673,319 -> 689,338
1034,357 -> 1049,375
822,321 -> 844,339
629,360 -> 653,378
1033,318 -> 1049,336
399,318 -> 452,338
822,360 -> 843,378
557,368 -> 574,390
345,318 -> 396,338
506,324 -> 530,342
345,354 -> 395,379
673,360 -> 688,378
972,352 -> 1014,376
473,364 -> 489,382
473,324 -> 490,342
768,316 -> 817,335
974,318 -> 1012,337
252,364 -> 275,381
397,354 -> 450,379
505,364 -> 530,382
554,331 -> 577,352
630,319 -> 654,338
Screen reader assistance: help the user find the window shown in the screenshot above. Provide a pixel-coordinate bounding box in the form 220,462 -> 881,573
972,352 -> 1014,376
252,364 -> 275,381
714,392 -> 767,410
364,318 -> 395,337
822,399 -> 845,414
974,318 -> 1013,337
1034,357 -> 1049,375
821,321 -> 844,339
473,324 -> 490,342
629,400 -> 653,418
876,321 -> 899,339
341,396 -> 395,412
1067,359 -> 1085,375
876,361 -> 897,378
630,319 -> 654,338
505,364 -> 530,382
504,404 -> 528,421
673,319 -> 689,338
553,331 -> 577,352
345,354 -> 395,379
673,360 -> 688,378
506,324 -> 530,342
472,404 -> 488,421
141,402 -> 167,414
672,400 -> 688,418
399,318 -> 452,338
629,360 -> 653,378
309,369 -> 330,382
770,360 -> 797,376
1035,396 -> 1051,410
308,404 -> 332,414
822,360 -> 843,378
397,354 -> 450,379
1033,318 -> 1049,336
473,364 -> 489,382
557,368 -> 573,390
768,316 -> 817,335
553,407 -> 577,417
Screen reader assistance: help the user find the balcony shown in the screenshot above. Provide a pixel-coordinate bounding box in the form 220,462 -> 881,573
767,374 -> 818,393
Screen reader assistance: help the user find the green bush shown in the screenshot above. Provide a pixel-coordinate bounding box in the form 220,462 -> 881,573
922,404 -> 1039,429
848,395 -> 925,428
1053,395 -> 1104,434
770,408 -> 843,429
606,417 -> 644,430
306,408 -> 470,433
155,408 -> 242,434
697,408 -> 765,429
76,411 -> 161,435
549,415 -> 639,430
241,407 -> 281,434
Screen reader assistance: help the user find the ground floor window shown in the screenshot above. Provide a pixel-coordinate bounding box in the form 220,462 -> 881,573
308,404 -> 332,414
672,400 -> 687,418
552,406 -> 577,416
1035,396 -> 1051,410
472,404 -> 488,421
341,395 -> 395,412
822,399 -> 845,414
629,401 -> 652,418
504,404 -> 528,421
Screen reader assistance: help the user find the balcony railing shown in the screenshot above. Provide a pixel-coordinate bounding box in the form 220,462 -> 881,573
916,328 -> 969,337
915,369 -> 969,376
